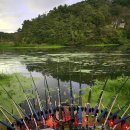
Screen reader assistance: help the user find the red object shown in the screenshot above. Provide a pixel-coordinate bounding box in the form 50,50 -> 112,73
108,120 -> 114,128
123,124 -> 128,130
46,117 -> 59,128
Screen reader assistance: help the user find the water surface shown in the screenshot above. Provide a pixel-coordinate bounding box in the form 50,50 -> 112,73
0,47 -> 130,105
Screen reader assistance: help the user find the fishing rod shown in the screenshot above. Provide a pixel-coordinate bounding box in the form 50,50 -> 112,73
0,85 -> 29,130
113,104 -> 130,130
103,78 -> 129,128
45,87 -> 48,111
44,75 -> 55,117
69,62 -> 75,123
85,85 -> 92,117
97,78 -> 129,127
27,97 -> 40,121
0,105 -> 23,125
0,106 -> 12,124
30,72 -> 48,124
0,120 -> 15,130
15,75 -> 39,129
57,60 -> 63,122
3,71 -> 31,121
92,78 -> 108,117
77,63 -> 83,129
109,100 -> 130,120
113,114 -> 130,125
91,79 -> 108,129
44,75 -> 55,129
85,84 -> 92,129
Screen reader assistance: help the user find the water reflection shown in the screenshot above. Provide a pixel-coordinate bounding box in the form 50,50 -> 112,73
0,51 -> 130,81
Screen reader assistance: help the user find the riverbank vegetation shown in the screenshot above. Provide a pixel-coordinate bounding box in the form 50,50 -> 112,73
82,76 -> 130,114
0,0 -> 130,47
0,43 -> 65,50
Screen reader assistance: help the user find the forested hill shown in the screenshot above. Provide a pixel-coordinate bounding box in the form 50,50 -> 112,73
2,0 -> 130,46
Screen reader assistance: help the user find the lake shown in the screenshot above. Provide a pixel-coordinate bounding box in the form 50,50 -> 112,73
0,46 -> 130,104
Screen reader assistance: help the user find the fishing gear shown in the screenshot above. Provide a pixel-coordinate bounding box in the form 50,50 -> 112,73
113,114 -> 130,125
0,106 -> 23,125
0,120 -> 15,130
113,104 -> 130,130
91,79 -> 108,129
44,75 -> 55,117
97,78 -> 129,127
84,84 -> 92,130
77,63 -> 83,129
0,107 -> 12,125
44,87 -> 49,118
57,75 -> 63,121
85,85 -> 92,117
103,78 -> 129,128
27,97 -> 41,121
44,75 -> 56,129
109,100 -> 130,120
68,62 -> 75,123
92,78 -> 108,117
0,85 -> 29,130
56,60 -> 63,123
30,72 -> 48,128
15,75 -> 39,129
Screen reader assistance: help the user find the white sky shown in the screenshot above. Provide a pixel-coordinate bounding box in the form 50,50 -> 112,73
0,0 -> 82,33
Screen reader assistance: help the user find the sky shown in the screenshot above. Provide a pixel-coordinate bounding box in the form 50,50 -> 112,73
0,0 -> 82,33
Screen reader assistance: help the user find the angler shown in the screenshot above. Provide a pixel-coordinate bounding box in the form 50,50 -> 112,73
97,78 -> 129,129
109,100 -> 130,120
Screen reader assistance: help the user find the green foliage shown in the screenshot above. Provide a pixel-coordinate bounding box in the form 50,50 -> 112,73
0,32 -> 14,43
1,0 -> 130,46
113,0 -> 130,7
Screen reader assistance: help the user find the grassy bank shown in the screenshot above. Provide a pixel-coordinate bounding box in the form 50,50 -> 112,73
0,43 -> 65,49
82,76 -> 130,115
